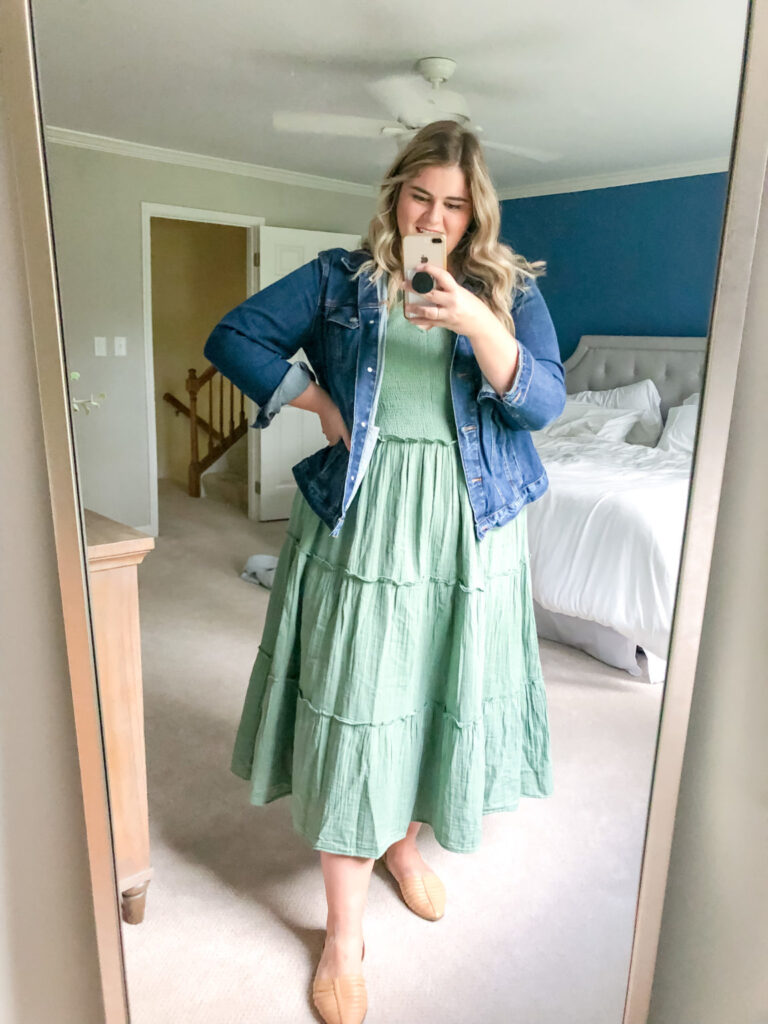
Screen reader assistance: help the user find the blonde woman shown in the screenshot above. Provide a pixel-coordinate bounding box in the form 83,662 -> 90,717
205,119 -> 566,1023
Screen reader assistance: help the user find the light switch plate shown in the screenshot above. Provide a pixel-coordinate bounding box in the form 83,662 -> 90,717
94,336 -> 107,357
114,336 -> 127,356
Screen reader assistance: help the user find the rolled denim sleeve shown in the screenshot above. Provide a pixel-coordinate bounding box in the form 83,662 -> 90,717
476,279 -> 566,432
203,255 -> 324,429
250,359 -> 317,428
479,355 -> 523,403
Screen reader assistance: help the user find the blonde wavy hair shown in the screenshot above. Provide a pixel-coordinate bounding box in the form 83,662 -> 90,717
352,120 -> 545,334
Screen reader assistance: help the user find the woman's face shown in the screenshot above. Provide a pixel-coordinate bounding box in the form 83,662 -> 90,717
395,163 -> 473,262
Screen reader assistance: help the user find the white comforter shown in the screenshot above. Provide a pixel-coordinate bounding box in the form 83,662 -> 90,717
526,436 -> 693,661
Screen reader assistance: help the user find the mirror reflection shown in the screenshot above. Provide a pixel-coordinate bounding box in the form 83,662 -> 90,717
31,1 -> 748,1021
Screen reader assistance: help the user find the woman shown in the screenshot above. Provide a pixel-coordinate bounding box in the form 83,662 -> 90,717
204,119 -> 566,1024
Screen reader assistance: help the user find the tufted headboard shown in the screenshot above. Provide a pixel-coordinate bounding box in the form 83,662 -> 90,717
563,335 -> 708,421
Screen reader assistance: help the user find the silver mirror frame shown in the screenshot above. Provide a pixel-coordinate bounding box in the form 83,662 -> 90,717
622,1 -> 767,1017
1,1 -> 766,1021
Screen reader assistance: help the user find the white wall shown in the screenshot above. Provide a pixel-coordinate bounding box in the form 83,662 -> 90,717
45,142 -> 374,530
0,88 -> 104,1024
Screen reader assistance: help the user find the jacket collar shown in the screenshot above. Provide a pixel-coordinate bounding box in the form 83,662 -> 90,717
339,248 -> 371,272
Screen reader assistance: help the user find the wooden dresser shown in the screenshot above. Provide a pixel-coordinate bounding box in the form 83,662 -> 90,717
84,509 -> 154,924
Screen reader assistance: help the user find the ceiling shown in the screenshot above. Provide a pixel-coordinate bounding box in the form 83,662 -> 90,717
31,0 -> 750,194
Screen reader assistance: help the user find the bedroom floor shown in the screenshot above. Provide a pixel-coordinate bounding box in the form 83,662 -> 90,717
121,478 -> 663,1024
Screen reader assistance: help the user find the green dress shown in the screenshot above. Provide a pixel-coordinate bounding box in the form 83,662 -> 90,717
230,302 -> 554,857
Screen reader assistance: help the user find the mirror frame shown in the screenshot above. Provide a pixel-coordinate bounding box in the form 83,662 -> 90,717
2,1 -> 766,1020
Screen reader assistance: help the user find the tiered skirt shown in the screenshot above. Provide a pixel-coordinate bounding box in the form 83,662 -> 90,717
231,432 -> 554,857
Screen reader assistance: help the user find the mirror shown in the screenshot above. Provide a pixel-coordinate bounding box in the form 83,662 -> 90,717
26,1 -> 751,1021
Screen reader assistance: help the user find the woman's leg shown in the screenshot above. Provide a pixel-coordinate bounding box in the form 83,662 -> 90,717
315,851 -> 373,979
383,821 -> 434,880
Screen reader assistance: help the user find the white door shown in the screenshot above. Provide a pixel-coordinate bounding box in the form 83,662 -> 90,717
247,226 -> 362,522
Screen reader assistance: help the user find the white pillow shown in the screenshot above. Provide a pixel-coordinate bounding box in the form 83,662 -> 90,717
536,400 -> 644,441
656,403 -> 698,454
682,391 -> 700,406
569,379 -> 664,446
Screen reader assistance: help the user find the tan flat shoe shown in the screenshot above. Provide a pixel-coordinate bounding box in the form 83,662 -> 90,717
381,851 -> 446,921
312,938 -> 367,1024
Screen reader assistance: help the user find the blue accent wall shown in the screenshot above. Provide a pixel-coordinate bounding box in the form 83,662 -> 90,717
500,173 -> 729,360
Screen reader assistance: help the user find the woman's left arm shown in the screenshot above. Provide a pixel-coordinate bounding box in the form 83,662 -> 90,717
405,265 -> 566,432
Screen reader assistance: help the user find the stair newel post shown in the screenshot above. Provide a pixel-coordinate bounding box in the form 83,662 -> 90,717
187,368 -> 201,497
219,373 -> 224,443
207,377 -> 213,457
166,365 -> 248,500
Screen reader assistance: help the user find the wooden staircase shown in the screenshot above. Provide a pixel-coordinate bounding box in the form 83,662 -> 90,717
163,366 -> 247,497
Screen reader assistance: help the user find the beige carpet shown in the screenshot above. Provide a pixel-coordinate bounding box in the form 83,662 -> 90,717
121,478 -> 663,1023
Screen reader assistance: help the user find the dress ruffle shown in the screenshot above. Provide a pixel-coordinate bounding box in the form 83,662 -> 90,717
231,433 -> 553,857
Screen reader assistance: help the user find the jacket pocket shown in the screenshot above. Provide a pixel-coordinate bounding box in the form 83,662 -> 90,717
488,428 -> 509,504
292,437 -> 349,523
323,305 -> 360,366
499,429 -> 523,487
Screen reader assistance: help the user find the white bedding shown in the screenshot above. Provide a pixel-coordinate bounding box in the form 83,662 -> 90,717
527,434 -> 692,663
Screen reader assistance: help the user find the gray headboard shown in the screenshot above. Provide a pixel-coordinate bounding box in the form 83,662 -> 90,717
563,335 -> 708,420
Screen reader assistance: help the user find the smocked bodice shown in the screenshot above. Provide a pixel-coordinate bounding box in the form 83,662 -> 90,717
374,300 -> 457,443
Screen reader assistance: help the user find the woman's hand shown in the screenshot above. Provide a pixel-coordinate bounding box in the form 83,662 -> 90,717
404,263 -> 522,397
289,381 -> 352,451
318,396 -> 352,452
403,262 -> 496,337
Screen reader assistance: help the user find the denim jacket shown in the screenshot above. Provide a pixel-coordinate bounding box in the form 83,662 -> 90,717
203,247 -> 566,541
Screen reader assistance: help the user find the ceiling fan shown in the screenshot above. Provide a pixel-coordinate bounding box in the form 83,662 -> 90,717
272,56 -> 559,164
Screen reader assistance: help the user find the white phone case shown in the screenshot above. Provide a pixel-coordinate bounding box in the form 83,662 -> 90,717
402,233 -> 447,307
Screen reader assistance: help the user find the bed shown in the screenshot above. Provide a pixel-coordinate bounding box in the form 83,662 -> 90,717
526,335 -> 707,684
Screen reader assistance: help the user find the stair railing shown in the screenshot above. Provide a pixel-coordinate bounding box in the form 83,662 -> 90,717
163,365 -> 247,497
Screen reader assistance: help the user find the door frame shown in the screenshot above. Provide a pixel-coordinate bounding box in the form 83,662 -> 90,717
141,202 -> 264,534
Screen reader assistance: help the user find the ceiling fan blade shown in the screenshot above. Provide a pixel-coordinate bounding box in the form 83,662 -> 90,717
366,73 -> 432,125
479,138 -> 560,163
422,89 -> 471,122
272,112 -> 405,138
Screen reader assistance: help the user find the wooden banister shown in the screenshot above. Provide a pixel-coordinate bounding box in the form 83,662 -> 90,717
162,393 -> 223,442
163,363 -> 248,497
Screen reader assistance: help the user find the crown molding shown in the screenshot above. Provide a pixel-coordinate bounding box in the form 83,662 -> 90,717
43,126 -> 377,197
497,157 -> 729,199
43,126 -> 728,201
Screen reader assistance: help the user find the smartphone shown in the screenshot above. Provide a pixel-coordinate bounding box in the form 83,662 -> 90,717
402,232 -> 447,309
